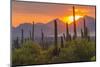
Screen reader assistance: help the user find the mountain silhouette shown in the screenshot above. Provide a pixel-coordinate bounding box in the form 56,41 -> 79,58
12,16 -> 95,40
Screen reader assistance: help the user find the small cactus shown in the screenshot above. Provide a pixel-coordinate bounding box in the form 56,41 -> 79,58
63,33 -> 66,40
15,36 -> 19,48
32,21 -> 34,41
41,28 -> 44,48
29,30 -> 32,40
66,22 -> 71,41
85,26 -> 90,40
81,28 -> 84,38
61,36 -> 64,48
83,17 -> 86,38
21,29 -> 24,44
68,34 -> 71,40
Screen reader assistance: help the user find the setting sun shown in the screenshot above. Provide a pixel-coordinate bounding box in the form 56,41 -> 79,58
63,15 -> 83,24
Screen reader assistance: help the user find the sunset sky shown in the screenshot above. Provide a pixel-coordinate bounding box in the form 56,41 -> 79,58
12,1 -> 96,27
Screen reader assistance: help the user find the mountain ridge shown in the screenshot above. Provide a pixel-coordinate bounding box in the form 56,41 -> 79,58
12,16 -> 96,40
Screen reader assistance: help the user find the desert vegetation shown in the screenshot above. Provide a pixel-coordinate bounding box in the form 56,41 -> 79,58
12,6 -> 96,66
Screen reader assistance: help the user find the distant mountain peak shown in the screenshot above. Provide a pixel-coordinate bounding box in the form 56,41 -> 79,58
12,16 -> 95,40
47,18 -> 65,25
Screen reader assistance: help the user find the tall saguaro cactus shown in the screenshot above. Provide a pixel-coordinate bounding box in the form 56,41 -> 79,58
54,20 -> 58,48
32,21 -> 34,41
73,6 -> 77,39
83,17 -> 90,40
21,29 -> 24,44
53,19 -> 59,56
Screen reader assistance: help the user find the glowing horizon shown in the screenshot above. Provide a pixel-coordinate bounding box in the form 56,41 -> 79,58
12,1 -> 96,27
62,15 -> 83,24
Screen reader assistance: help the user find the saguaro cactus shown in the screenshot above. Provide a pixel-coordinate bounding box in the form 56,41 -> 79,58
66,22 -> 71,40
41,29 -> 44,48
29,30 -> 32,40
21,29 -> 24,44
85,26 -> 90,40
83,17 -> 90,40
83,17 -> 88,38
63,33 -> 66,40
15,36 -> 19,48
81,28 -> 84,38
53,19 -> 59,56
83,17 -> 86,37
32,21 -> 34,41
73,6 -> 77,39
61,36 -> 64,48
54,20 -> 58,48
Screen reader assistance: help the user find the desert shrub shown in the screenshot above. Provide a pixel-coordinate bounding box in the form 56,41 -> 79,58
91,56 -> 96,61
50,47 -> 79,63
71,39 -> 96,61
12,40 -> 42,65
12,39 -> 96,65
64,39 -> 96,62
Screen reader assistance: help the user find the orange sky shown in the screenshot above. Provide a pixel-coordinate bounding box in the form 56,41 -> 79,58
12,1 -> 96,27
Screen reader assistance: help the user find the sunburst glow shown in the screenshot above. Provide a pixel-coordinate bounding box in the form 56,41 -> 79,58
63,15 -> 83,24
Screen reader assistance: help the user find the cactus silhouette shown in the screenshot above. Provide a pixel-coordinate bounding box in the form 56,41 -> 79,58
61,36 -> 64,48
85,26 -> 90,40
41,28 -> 44,48
15,37 -> 19,48
69,34 -> 71,40
83,17 -> 88,38
32,21 -> 34,41
83,17 -> 90,40
29,30 -> 32,40
83,17 -> 86,38
81,28 -> 84,38
66,22 -> 71,40
21,29 -> 24,44
53,19 -> 59,56
63,33 -> 66,40
24,38 -> 27,42
73,6 -> 77,39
